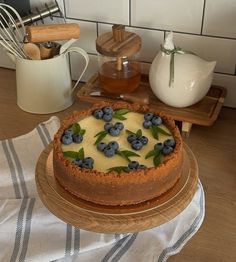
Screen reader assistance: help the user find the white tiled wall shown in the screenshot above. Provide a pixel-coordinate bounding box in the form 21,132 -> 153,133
0,0 -> 235,107
203,0 -> 236,38
131,0 -> 205,34
65,0 -> 129,25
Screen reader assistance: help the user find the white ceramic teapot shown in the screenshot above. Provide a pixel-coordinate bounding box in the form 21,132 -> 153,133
149,32 -> 216,108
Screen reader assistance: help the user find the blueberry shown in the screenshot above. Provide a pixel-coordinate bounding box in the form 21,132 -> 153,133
152,116 -> 162,126
64,128 -> 73,136
114,122 -> 124,130
102,113 -> 113,122
81,162 -> 93,169
143,120 -> 152,129
138,164 -> 147,170
73,158 -> 83,167
104,122 -> 113,131
93,109 -> 104,119
72,134 -> 83,143
97,142 -> 107,152
154,142 -> 164,151
139,136 -> 148,145
109,127 -> 120,136
131,140 -> 143,150
108,141 -> 119,151
83,157 -> 94,166
102,106 -> 113,114
128,161 -> 139,169
144,113 -> 154,121
164,139 -> 176,148
127,134 -> 137,143
162,146 -> 174,155
61,134 -> 73,145
103,146 -> 115,157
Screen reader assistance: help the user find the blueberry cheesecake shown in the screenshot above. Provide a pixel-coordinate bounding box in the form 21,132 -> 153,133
53,102 -> 183,206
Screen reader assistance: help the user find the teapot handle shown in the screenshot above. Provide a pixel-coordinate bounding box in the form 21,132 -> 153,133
63,46 -> 89,94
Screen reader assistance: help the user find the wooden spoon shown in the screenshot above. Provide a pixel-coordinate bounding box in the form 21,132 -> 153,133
23,43 -> 41,60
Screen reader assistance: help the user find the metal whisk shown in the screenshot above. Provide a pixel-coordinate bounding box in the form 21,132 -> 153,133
0,3 -> 28,59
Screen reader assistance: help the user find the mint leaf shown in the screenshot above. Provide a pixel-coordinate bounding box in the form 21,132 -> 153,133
94,130 -> 108,145
94,130 -> 106,137
113,108 -> 131,120
63,148 -> 85,160
126,129 -> 142,137
121,150 -> 140,158
125,129 -> 136,135
63,151 -> 79,159
153,152 -> 162,167
71,123 -> 81,135
145,149 -> 158,159
71,123 -> 86,136
114,109 -> 130,115
80,129 -> 86,136
155,126 -> 171,136
78,148 -> 84,160
136,129 -> 142,137
107,166 -> 129,174
113,114 -> 127,120
150,125 -> 159,140
149,125 -> 171,139
116,150 -> 140,162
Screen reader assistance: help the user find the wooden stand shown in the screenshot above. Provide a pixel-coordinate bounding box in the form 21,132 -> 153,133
77,74 -> 227,137
35,143 -> 198,233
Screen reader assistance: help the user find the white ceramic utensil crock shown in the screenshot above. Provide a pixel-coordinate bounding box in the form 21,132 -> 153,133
149,32 -> 216,108
11,46 -> 89,114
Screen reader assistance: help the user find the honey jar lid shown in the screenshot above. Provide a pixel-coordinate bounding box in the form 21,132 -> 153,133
96,24 -> 141,57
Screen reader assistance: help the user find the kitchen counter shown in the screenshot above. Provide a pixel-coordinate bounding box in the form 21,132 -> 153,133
0,68 -> 235,261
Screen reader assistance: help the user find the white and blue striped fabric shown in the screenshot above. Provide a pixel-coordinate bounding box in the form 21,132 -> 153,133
0,116 -> 205,262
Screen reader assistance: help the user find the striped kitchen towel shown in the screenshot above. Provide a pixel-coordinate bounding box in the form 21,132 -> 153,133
0,116 -> 205,262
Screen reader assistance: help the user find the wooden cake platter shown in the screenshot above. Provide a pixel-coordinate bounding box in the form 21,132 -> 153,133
35,143 -> 198,233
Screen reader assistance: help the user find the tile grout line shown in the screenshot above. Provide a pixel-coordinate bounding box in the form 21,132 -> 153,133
214,71 -> 236,77
62,0 -> 66,18
129,0 -> 131,26
52,15 -> 236,41
96,22 -> 99,37
200,0 -> 207,35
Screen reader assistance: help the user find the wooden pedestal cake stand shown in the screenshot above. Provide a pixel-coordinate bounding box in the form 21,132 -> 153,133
35,143 -> 198,234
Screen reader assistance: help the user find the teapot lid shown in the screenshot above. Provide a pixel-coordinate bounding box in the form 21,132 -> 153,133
96,24 -> 141,57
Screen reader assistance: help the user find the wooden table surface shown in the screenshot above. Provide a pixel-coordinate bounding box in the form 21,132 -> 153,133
0,68 -> 235,261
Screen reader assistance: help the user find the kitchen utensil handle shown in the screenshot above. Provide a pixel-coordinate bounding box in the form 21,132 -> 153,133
26,23 -> 80,43
64,47 -> 89,94
121,93 -> 149,105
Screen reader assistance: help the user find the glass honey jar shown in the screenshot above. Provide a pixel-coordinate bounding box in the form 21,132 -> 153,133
96,25 -> 142,95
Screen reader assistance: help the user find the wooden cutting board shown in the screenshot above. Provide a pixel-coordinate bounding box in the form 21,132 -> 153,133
35,143 -> 198,233
77,74 -> 227,137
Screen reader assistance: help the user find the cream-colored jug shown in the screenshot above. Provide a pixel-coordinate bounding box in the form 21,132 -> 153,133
149,32 -> 216,108
11,46 -> 89,114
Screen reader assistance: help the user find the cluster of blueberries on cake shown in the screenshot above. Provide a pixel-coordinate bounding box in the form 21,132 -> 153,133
73,156 -> 94,170
61,107 -> 176,171
61,128 -> 84,145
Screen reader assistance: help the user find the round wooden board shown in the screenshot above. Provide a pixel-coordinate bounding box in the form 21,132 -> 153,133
35,143 -> 198,233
